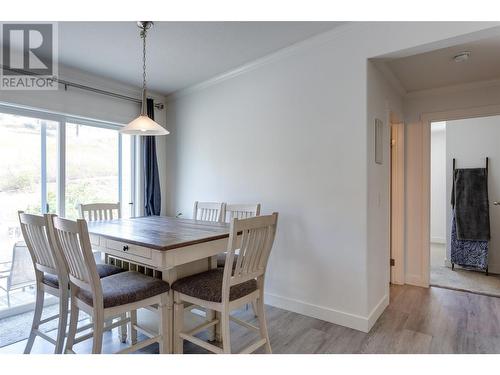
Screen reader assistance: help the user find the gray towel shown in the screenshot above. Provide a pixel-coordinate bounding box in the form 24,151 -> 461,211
451,168 -> 490,241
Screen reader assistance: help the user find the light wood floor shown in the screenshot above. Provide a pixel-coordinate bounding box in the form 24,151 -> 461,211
2,284 -> 500,354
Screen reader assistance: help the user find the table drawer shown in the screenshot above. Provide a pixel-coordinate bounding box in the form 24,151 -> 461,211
105,239 -> 152,260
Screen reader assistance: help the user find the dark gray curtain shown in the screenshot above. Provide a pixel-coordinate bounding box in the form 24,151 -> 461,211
143,98 -> 161,216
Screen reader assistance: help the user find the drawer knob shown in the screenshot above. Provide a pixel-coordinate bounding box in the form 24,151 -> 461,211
123,245 -> 129,252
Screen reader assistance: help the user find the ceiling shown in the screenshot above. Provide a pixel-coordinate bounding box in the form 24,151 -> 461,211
50,22 -> 341,95
382,35 -> 500,93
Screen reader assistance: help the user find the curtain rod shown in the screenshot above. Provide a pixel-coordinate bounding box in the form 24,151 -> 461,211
0,65 -> 165,110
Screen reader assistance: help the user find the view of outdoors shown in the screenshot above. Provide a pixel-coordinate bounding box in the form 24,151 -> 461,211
0,111 -> 127,314
0,113 -> 52,311
65,123 -> 119,219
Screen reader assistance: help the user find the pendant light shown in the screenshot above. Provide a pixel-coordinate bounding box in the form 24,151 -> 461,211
120,21 -> 169,136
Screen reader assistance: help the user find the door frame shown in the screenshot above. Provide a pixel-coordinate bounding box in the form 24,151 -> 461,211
390,121 -> 405,285
419,103 -> 500,286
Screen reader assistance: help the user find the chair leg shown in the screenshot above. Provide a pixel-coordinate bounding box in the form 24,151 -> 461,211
206,308 -> 215,341
256,293 -> 271,354
173,298 -> 184,354
128,310 -> 137,345
118,313 -> 127,343
64,297 -> 79,354
251,301 -> 259,318
221,309 -> 231,354
24,285 -> 44,354
92,311 -> 104,354
6,290 -> 11,308
158,294 -> 169,354
54,288 -> 69,354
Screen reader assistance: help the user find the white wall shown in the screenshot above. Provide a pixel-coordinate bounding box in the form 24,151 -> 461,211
167,22 -> 500,332
0,64 -> 171,216
366,61 -> 403,323
430,122 -> 447,244
446,116 -> 500,273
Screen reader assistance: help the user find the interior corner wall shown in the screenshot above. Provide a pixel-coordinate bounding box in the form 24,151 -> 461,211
366,61 -> 403,324
404,83 -> 500,286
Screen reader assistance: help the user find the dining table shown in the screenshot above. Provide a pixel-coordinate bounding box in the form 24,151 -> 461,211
87,215 -> 231,353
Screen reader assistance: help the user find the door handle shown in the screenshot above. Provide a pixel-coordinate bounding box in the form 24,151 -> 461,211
494,201 -> 500,205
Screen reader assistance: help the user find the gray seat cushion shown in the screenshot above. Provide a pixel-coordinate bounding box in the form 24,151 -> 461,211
76,271 -> 170,309
43,263 -> 124,289
171,268 -> 257,303
216,253 -> 238,268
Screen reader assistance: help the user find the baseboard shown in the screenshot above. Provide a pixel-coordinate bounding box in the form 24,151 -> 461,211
431,237 -> 446,244
264,292 -> 387,333
366,293 -> 390,331
405,274 -> 428,288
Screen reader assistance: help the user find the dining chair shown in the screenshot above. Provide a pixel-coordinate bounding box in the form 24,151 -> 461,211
51,216 -> 171,354
18,212 -> 125,354
78,201 -> 131,342
172,213 -> 278,354
217,203 -> 261,268
0,241 -> 36,307
78,202 -> 121,222
193,201 -> 225,222
224,203 -> 261,221
218,203 -> 262,318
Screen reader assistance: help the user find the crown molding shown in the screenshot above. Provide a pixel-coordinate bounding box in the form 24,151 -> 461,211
166,22 -> 363,102
405,77 -> 500,100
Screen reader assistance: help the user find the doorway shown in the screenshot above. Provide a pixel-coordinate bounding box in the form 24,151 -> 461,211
429,115 -> 500,296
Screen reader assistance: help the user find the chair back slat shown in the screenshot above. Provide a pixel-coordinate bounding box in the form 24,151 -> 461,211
193,201 -> 225,222
225,203 -> 261,222
52,217 -> 102,301
222,213 -> 278,294
78,203 -> 120,222
18,212 -> 64,276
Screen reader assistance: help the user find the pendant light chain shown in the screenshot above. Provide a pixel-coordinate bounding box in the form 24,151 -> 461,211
142,26 -> 147,93
140,24 -> 148,115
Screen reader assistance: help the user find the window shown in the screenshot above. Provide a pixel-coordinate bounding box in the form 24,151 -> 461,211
65,123 -> 120,219
0,104 -> 135,316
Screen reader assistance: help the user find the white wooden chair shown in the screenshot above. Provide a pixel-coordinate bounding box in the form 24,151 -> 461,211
218,203 -> 261,268
18,212 -> 125,354
224,203 -> 261,222
193,201 -> 225,222
18,212 -> 70,354
78,203 -> 121,222
78,201 -> 130,342
51,216 -> 171,354
0,241 -> 36,307
172,213 -> 278,354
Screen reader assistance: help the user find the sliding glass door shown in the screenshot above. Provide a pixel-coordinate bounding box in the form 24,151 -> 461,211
0,105 -> 135,316
65,123 -> 120,219
0,112 -> 59,314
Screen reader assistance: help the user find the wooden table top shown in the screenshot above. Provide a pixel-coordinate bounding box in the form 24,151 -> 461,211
87,216 -> 230,251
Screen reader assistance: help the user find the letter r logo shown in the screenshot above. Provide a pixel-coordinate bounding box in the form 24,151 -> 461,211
2,23 -> 53,75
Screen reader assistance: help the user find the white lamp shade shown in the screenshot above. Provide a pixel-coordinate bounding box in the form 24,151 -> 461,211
120,115 -> 169,135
